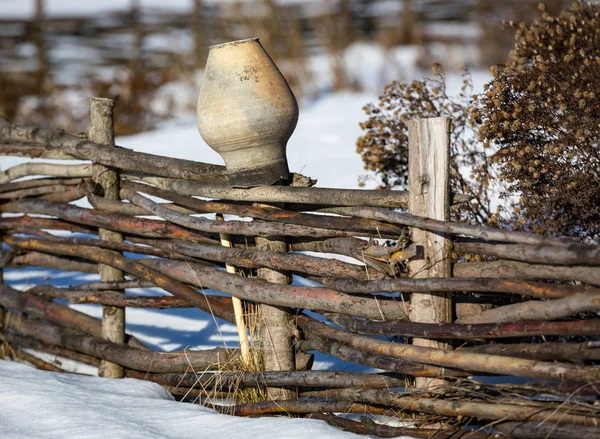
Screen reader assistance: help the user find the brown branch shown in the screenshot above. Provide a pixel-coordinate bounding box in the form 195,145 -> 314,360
206,400 -> 391,416
121,186 -> 357,239
150,239 -> 382,280
1,331 -> 101,367
318,277 -> 596,300
455,240 -> 600,266
496,422 -> 600,439
0,143 -> 76,160
463,342 -> 600,362
69,292 -> 194,308
0,117 -> 228,183
0,177 -> 82,193
0,198 -> 219,243
331,206 -> 583,247
0,163 -> 92,184
457,293 -> 600,324
3,310 -> 230,373
310,413 -> 506,439
454,260 -> 600,287
325,313 -> 600,339
124,175 -> 418,208
296,339 -> 470,378
296,316 -> 600,383
0,215 -> 97,234
9,252 -> 98,273
2,236 -> 237,323
88,194 -> 196,216
0,284 -> 148,350
126,370 -> 406,389
301,388 -> 600,426
122,180 -> 405,236
140,259 -> 408,321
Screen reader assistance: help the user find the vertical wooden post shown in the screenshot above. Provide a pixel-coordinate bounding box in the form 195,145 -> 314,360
89,97 -> 126,379
192,0 -> 206,69
256,234 -> 296,400
407,117 -> 453,390
254,177 -> 301,400
33,0 -> 48,90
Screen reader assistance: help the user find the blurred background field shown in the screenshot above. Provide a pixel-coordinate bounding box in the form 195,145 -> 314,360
0,0 -> 572,136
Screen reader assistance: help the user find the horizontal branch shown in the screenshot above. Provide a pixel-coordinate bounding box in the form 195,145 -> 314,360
121,187 -> 356,238
151,239 -> 381,280
0,117 -> 228,183
0,142 -> 76,160
0,176 -> 82,193
454,260 -> 600,287
455,239 -> 600,266
318,277 -> 594,300
127,174 -> 451,209
69,292 -> 194,308
126,370 -> 405,389
0,284 -> 148,350
496,422 -> 600,438
457,293 -> 600,324
0,184 -> 82,200
207,400 -> 391,416
325,313 -> 600,339
297,338 -> 469,377
301,388 -> 600,426
0,199 -> 219,243
88,194 -> 196,216
331,206 -> 583,248
0,215 -> 97,234
311,413 -> 503,439
297,316 -> 600,383
10,252 -> 98,273
464,342 -> 600,362
1,331 -> 102,367
3,310 -> 230,373
141,259 -> 408,321
122,180 -> 405,236
0,162 -> 92,184
3,236 -> 236,323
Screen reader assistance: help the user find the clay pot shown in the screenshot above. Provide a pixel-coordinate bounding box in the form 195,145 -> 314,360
196,38 -> 298,187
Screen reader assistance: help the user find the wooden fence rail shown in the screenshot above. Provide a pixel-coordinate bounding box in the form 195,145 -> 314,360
1,104 -> 599,438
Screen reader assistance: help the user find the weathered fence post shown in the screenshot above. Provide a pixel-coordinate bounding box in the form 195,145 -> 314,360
256,211 -> 297,401
192,0 -> 206,69
89,97 -> 126,378
407,117 -> 453,389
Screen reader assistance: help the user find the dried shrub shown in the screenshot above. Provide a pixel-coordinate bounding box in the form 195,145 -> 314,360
356,64 -> 497,225
475,1 -> 600,241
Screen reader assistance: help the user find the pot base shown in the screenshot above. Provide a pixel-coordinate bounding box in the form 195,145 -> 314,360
227,159 -> 290,188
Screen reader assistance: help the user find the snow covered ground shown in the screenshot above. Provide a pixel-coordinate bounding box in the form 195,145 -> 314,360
0,360 -> 383,439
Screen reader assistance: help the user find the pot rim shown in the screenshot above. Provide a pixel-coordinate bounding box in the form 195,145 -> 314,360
209,38 -> 260,50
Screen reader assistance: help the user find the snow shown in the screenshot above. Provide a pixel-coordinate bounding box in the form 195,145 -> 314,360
0,360 -> 377,439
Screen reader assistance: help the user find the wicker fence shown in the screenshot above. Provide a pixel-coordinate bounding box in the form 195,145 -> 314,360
0,99 -> 599,438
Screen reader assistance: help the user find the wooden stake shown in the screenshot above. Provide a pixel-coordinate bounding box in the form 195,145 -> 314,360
216,213 -> 251,366
407,117 -> 453,389
89,97 -> 126,379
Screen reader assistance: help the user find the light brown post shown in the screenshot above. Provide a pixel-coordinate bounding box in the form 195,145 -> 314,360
89,97 -> 126,378
407,117 -> 453,390
256,237 -> 297,400
255,175 -> 297,400
192,0 -> 206,69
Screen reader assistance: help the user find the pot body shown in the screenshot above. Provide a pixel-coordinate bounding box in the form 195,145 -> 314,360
197,38 -> 298,187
